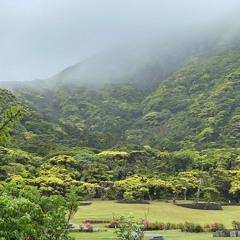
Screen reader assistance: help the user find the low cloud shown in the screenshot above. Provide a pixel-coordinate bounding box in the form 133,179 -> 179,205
0,0 -> 240,81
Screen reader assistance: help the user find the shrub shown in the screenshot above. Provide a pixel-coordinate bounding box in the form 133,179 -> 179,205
232,221 -> 240,230
141,221 -> 181,231
142,220 -> 149,229
210,222 -> 225,232
113,214 -> 144,240
110,220 -> 225,233
108,221 -> 120,228
79,225 -> 84,231
183,222 -> 195,232
178,223 -> 185,231
182,222 -> 204,232
79,223 -> 94,232
194,223 -> 204,232
86,222 -> 94,232
165,222 -> 177,230
147,222 -> 164,230
204,223 -> 210,232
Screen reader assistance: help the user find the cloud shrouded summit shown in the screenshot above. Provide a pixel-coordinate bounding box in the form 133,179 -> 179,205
0,0 -> 240,82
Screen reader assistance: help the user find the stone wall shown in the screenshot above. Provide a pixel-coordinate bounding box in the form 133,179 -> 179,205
213,230 -> 240,237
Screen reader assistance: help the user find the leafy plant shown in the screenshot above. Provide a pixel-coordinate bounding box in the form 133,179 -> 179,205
0,105 -> 26,146
232,221 -> 240,230
114,214 -> 144,240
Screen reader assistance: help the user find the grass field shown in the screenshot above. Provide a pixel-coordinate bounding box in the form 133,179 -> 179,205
70,200 -> 240,239
70,230 -> 236,240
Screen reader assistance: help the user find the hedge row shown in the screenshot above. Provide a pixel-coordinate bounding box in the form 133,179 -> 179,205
107,221 -> 225,232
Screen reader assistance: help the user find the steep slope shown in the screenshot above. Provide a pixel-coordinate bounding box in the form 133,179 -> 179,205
45,38 -> 198,89
10,40 -> 240,154
0,88 -> 20,111
2,28 -> 240,154
141,39 -> 240,150
0,89 -> 66,154
0,27 -> 223,93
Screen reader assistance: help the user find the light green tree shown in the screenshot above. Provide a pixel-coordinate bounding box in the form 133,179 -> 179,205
0,183 -> 78,240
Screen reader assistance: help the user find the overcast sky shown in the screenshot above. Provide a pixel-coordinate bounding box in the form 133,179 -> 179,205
0,0 -> 240,82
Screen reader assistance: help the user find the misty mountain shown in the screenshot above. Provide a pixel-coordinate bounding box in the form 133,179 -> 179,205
0,25 -> 230,92
0,41 -> 183,91
1,26 -> 240,154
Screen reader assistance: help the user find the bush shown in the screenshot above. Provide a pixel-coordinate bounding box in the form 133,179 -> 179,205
85,222 -> 94,232
109,219 -> 224,233
141,221 -> 181,231
210,222 -> 225,232
204,223 -> 210,232
165,222 -> 177,230
194,223 -> 204,233
79,223 -> 94,232
113,214 -> 144,240
147,222 -> 164,230
178,223 -> 185,231
181,222 -> 204,232
232,221 -> 240,230
108,221 -> 120,228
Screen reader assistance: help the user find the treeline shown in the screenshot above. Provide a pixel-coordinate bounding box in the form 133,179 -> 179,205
1,145 -> 240,202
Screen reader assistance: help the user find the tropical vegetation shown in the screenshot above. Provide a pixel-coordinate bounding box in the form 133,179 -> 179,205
1,29 -> 240,239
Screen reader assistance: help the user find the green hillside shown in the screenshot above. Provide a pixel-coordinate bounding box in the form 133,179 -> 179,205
3,35 -> 240,153
1,31 -> 240,203
142,44 -> 240,150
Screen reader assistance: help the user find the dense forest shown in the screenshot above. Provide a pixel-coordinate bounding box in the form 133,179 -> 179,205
1,28 -> 240,238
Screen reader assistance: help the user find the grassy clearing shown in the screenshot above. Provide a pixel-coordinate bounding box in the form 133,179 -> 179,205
72,200 -> 240,228
70,200 -> 240,239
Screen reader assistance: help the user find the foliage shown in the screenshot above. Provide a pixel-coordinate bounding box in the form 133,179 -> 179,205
209,222 -> 225,232
65,186 -> 83,226
181,222 -> 204,233
0,183 -> 79,240
0,105 -> 26,146
113,214 -> 144,240
0,193 -> 45,240
180,221 -> 224,232
1,144 -> 240,202
232,221 -> 240,230
114,175 -> 150,201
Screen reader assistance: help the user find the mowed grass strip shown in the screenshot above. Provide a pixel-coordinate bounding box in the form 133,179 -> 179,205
72,200 -> 240,228
70,231 -> 233,240
70,231 -> 115,239
163,237 -> 233,240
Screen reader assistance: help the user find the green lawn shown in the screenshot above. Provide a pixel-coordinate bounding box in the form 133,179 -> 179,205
70,200 -> 240,239
72,200 -> 240,227
70,231 -> 234,240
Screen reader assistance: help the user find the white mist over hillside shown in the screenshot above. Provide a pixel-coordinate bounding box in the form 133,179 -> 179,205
0,0 -> 240,82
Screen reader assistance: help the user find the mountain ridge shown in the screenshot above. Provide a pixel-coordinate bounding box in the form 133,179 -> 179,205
1,27 -> 240,153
